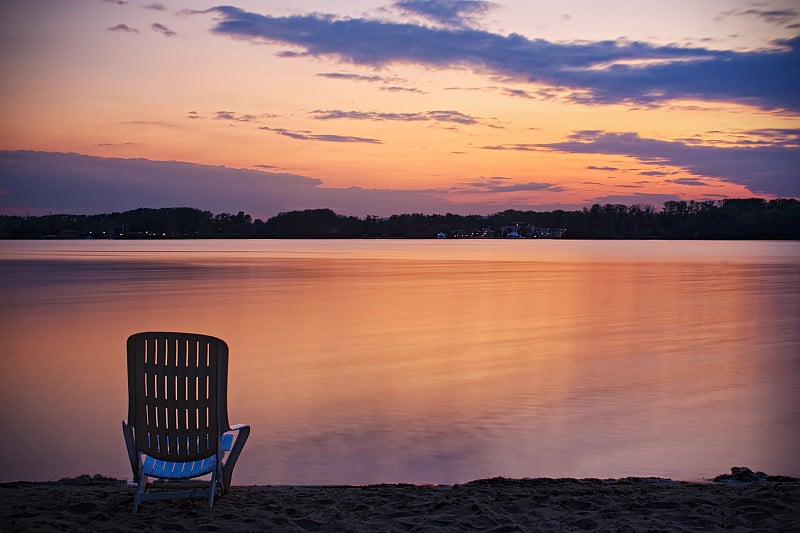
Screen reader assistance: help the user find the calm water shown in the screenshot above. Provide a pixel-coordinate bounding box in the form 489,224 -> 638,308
1,239 -> 799,485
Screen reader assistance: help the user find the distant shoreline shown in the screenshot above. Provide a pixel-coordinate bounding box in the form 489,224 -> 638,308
3,234 -> 800,241
3,198 -> 799,239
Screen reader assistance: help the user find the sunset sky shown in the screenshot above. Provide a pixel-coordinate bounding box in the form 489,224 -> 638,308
1,0 -> 798,218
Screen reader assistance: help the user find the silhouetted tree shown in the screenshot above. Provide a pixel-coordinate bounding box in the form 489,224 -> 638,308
1,198 -> 798,239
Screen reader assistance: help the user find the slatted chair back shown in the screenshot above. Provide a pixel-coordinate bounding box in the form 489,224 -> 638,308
126,332 -> 230,463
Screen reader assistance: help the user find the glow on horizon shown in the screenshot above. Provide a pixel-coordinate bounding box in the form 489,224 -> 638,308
0,0 -> 798,218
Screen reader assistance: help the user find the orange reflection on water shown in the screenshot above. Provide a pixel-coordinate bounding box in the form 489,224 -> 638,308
1,240 -> 798,484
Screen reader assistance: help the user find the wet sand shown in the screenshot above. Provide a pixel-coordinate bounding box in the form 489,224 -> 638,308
2,469 -> 798,532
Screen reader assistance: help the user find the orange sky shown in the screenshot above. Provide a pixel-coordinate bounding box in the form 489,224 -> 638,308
1,0 -> 798,217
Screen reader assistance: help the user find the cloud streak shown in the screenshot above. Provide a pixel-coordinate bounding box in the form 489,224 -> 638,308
215,111 -> 258,122
316,72 -> 424,93
317,72 -> 386,83
534,131 -> 800,197
259,126 -> 382,144
205,6 -> 800,111
310,109 -> 480,125
453,176 -> 566,193
108,24 -> 138,33
718,8 -> 799,27
152,23 -> 177,37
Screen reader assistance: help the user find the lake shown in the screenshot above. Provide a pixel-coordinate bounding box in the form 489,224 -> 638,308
1,239 -> 798,485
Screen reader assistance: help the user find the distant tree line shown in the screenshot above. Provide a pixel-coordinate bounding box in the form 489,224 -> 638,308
1,198 -> 798,239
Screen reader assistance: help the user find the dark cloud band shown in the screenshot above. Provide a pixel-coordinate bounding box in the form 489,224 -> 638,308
536,131 -> 800,197
206,6 -> 800,111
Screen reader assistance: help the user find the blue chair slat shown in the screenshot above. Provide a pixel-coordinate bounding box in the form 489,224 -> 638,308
141,455 -> 217,479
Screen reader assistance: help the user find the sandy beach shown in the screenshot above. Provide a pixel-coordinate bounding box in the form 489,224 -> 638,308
1,468 -> 798,532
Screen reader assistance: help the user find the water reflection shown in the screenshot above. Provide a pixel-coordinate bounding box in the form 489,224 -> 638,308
1,240 -> 798,484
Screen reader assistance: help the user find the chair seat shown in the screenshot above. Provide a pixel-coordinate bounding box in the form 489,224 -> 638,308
141,455 -> 217,479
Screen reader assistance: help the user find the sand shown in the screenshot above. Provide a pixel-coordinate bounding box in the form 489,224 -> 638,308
1,469 -> 798,532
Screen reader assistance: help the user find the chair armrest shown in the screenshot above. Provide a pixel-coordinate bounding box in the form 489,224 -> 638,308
221,424 -> 249,451
219,424 -> 250,492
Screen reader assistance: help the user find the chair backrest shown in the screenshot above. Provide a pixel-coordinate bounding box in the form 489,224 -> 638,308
127,332 -> 231,462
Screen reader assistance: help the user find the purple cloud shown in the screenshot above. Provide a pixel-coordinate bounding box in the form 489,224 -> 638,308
317,72 -> 386,82
108,24 -> 138,33
587,165 -> 619,171
669,177 -> 708,187
382,86 -> 425,94
215,111 -> 258,122
152,23 -> 177,37
537,131 -> 800,197
5,151 -> 760,218
204,6 -> 800,111
719,8 -> 799,27
451,176 -> 566,193
310,109 -> 480,125
393,0 -> 498,28
0,151 -> 452,218
639,170 -> 668,176
259,126 -> 382,144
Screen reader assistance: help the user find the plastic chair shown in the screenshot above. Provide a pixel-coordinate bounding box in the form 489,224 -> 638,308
122,332 -> 250,512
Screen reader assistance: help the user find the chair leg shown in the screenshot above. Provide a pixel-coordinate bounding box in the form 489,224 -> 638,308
122,421 -> 139,483
208,471 -> 217,509
133,474 -> 147,513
